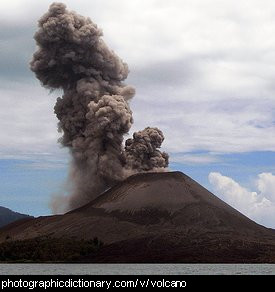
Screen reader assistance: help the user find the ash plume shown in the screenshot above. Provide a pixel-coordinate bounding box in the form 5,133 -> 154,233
30,2 -> 169,212
125,127 -> 169,171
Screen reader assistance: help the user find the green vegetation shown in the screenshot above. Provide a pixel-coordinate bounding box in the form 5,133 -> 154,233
0,236 -> 103,262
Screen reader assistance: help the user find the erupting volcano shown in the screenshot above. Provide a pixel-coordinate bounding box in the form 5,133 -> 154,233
1,3 -> 275,264
30,2 -> 169,213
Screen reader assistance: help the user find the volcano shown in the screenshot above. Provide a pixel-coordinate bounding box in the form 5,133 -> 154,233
1,171 -> 275,262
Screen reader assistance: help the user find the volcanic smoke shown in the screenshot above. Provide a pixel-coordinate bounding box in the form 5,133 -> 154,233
30,2 -> 169,212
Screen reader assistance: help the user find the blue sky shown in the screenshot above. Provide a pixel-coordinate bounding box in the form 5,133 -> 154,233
0,0 -> 275,227
0,159 -> 67,216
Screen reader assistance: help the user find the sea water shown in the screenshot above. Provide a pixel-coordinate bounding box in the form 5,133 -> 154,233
0,264 -> 274,275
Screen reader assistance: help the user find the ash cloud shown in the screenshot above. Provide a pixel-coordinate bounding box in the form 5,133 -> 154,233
30,2 -> 169,212
125,127 -> 169,171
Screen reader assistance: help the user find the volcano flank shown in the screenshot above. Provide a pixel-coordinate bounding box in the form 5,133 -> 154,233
1,171 -> 275,263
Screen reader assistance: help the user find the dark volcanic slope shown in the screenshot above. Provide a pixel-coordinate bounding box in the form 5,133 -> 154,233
73,171 -> 264,231
1,171 -> 275,262
0,206 -> 32,228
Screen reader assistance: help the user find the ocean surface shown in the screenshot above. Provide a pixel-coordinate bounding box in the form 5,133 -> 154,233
0,264 -> 274,275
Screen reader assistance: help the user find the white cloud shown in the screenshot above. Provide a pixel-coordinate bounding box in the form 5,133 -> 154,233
170,153 -> 220,165
209,172 -> 275,228
131,96 -> 275,153
256,173 -> 275,203
0,81 -> 63,158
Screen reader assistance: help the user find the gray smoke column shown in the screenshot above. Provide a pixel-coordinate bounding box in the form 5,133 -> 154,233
125,127 -> 169,171
30,2 -> 169,212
